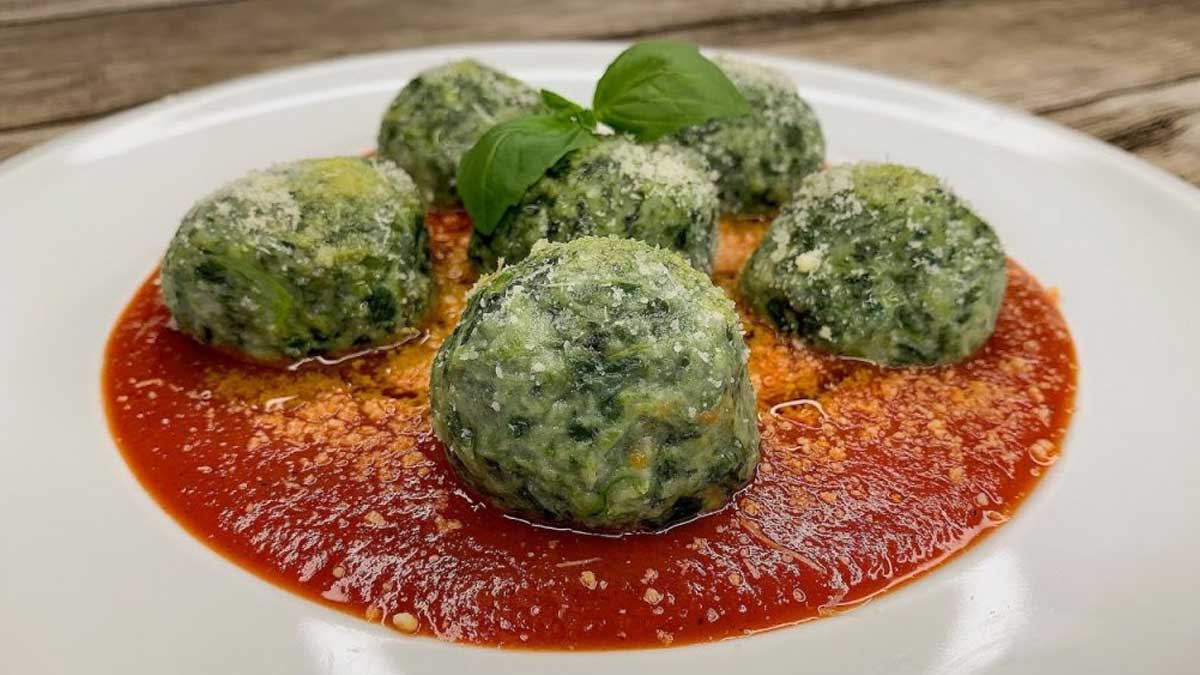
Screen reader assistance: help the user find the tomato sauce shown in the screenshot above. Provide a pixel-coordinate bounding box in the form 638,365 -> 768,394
103,212 -> 1076,649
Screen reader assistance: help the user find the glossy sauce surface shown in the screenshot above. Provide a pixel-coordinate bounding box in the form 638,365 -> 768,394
103,212 -> 1076,649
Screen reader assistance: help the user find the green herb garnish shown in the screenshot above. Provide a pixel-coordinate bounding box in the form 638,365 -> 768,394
456,114 -> 598,238
540,89 -> 597,129
457,41 -> 749,235
593,40 -> 750,142
540,89 -> 583,116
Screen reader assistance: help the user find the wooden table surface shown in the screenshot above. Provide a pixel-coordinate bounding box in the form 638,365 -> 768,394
2,0 -> 1198,186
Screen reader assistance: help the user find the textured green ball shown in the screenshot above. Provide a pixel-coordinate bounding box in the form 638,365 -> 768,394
378,59 -> 546,206
431,237 -> 759,531
468,136 -> 719,273
740,163 -> 1007,366
161,157 -> 432,363
674,56 -> 825,215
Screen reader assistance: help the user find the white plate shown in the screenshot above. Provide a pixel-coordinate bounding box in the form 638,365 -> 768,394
2,42 -> 1199,675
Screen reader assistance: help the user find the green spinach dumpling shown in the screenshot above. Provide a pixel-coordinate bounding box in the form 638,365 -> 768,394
161,157 -> 431,363
469,136 -> 719,273
378,59 -> 546,206
674,56 -> 825,215
741,163 -> 1007,366
431,237 -> 759,531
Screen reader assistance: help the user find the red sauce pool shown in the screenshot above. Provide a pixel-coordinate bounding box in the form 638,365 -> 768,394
103,212 -> 1077,649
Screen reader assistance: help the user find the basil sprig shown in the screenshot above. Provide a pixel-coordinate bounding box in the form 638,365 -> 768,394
457,41 -> 749,235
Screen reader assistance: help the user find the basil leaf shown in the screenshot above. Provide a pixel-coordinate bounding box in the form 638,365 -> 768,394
457,114 -> 598,235
593,40 -> 750,141
541,89 -> 584,115
541,89 -> 598,130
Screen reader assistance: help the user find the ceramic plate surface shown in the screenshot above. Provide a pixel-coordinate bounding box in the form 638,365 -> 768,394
2,42 -> 1199,675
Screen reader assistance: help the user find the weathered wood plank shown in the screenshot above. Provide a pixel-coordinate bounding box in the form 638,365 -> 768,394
0,0 -> 916,131
0,122 -> 82,161
0,0 -> 224,26
3,0 -> 1196,130
1047,76 -> 1200,185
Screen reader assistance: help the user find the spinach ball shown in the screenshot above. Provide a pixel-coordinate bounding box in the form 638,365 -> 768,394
431,237 -> 759,531
740,163 -> 1007,366
161,157 -> 432,363
674,56 -> 825,215
378,59 -> 546,206
468,136 -> 719,273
